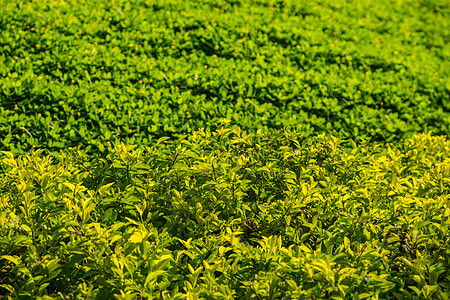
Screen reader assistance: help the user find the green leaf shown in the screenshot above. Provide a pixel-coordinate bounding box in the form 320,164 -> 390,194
129,231 -> 143,243
98,182 -> 114,195
1,255 -> 20,265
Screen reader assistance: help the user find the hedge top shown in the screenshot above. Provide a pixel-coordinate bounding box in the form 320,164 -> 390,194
1,0 -> 449,155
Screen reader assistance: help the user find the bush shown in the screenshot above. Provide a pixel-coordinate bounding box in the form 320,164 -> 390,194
0,0 -> 449,155
1,130 -> 448,299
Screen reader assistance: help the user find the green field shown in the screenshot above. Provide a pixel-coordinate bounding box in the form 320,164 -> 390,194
0,0 -> 449,299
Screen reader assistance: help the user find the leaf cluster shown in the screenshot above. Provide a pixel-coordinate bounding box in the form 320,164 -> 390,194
0,130 -> 448,299
0,0 -> 449,155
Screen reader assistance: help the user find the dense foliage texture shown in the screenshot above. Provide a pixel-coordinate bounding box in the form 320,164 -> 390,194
1,0 -> 449,299
0,131 -> 449,299
0,0 -> 449,154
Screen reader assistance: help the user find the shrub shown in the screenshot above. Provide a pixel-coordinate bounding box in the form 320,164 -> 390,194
1,130 -> 448,298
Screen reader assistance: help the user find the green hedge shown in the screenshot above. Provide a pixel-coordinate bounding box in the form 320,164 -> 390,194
1,0 -> 449,155
1,131 -> 448,299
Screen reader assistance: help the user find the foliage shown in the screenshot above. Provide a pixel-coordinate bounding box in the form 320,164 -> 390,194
1,0 -> 449,298
0,0 -> 449,155
1,130 -> 448,299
